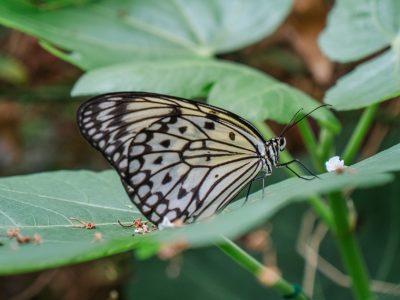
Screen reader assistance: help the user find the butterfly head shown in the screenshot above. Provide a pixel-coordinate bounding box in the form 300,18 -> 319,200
266,105 -> 331,179
264,137 -> 286,167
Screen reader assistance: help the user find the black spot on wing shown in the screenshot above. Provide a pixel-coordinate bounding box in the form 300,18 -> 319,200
169,116 -> 178,124
162,173 -> 172,184
179,126 -> 187,134
153,156 -> 163,165
178,187 -> 188,199
159,123 -> 169,133
204,121 -> 215,130
205,113 -> 219,121
160,139 -> 171,148
171,106 -> 182,116
229,131 -> 236,141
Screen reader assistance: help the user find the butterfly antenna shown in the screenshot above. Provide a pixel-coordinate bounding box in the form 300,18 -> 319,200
279,104 -> 332,137
278,108 -> 303,137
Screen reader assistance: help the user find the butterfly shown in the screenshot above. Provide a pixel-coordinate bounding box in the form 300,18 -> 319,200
77,92 -> 320,225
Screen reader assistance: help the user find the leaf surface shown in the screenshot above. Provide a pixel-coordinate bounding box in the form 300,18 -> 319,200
0,0 -> 292,70
1,143 -> 399,275
320,0 -> 400,110
72,59 -> 340,131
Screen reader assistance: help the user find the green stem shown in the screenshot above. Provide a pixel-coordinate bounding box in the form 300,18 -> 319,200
217,237 -> 261,274
297,120 -> 323,172
216,237 -> 308,300
317,128 -> 334,165
329,192 -> 374,300
308,197 -> 334,229
254,121 -> 334,229
342,105 -> 379,164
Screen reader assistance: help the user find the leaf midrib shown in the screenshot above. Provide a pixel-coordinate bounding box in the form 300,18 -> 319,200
0,187 -> 136,213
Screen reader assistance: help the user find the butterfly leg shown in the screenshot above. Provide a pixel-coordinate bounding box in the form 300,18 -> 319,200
242,172 -> 266,207
243,180 -> 253,206
262,175 -> 265,199
278,159 -> 319,180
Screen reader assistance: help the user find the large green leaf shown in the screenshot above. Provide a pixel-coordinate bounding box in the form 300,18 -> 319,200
1,143 -> 399,275
319,0 -> 398,62
71,59 -> 340,132
0,171 -> 141,274
0,0 -> 292,70
319,0 -> 400,110
324,49 -> 400,111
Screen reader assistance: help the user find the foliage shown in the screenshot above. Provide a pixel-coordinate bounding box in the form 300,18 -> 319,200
320,0 -> 400,110
0,0 -> 399,299
0,144 -> 398,275
72,59 -> 338,130
0,0 -> 291,69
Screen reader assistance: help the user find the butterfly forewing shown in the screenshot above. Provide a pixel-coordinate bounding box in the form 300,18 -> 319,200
77,95 -> 175,179
78,92 -> 266,224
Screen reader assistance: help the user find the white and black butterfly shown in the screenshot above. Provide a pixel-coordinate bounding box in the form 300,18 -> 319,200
77,92 -> 320,225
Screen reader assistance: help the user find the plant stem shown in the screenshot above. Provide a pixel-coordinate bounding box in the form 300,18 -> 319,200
317,128 -> 334,165
297,120 -> 323,172
217,237 -> 260,274
342,104 -> 379,164
254,121 -> 334,229
216,237 -> 308,300
329,192 -> 374,300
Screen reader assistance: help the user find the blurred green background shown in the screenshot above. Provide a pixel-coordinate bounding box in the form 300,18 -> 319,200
0,0 -> 399,299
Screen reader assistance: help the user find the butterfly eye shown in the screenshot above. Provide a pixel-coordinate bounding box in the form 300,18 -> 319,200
279,138 -> 286,150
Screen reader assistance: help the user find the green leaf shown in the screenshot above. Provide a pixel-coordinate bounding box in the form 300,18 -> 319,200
1,143 -> 399,275
351,141 -> 400,173
319,0 -> 398,62
324,49 -> 400,110
320,0 -> 400,110
71,59 -> 340,132
0,171 -> 142,274
0,0 -> 292,70
27,0 -> 96,10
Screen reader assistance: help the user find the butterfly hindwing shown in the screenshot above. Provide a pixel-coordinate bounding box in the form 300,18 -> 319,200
78,92 -> 265,224
124,114 -> 263,223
